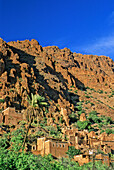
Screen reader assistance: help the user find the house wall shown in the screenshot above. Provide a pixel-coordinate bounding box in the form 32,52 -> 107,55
36,137 -> 68,158
0,113 -> 3,124
44,140 -> 50,155
50,141 -> 68,158
95,154 -> 110,166
74,155 -> 90,166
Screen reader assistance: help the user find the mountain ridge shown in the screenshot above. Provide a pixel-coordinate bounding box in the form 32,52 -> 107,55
0,38 -> 114,121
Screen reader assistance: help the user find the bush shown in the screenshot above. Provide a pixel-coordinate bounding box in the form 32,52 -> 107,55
66,146 -> 81,158
0,98 -> 5,103
69,113 -> 77,123
106,129 -> 114,135
75,105 -> 82,111
77,120 -> 91,130
85,95 -> 90,98
0,128 -> 111,170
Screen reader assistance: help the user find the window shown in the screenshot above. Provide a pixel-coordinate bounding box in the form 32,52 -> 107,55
83,155 -> 86,158
63,144 -> 65,147
32,145 -> 36,150
53,143 -> 55,147
60,144 -> 62,147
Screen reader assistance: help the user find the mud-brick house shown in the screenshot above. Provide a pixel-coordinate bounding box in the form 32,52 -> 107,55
64,128 -> 88,148
74,154 -> 90,166
98,132 -> 114,154
95,154 -> 110,166
0,107 -> 24,125
74,153 -> 110,166
31,137 -> 68,158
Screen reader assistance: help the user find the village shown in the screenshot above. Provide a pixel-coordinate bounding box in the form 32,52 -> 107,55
0,107 -> 114,166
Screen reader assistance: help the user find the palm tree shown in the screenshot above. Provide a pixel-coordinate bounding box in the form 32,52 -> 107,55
22,93 -> 47,148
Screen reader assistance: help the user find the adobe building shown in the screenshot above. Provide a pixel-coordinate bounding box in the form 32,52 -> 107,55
0,107 -> 24,125
95,154 -> 110,166
63,128 -> 89,148
31,137 -> 68,158
74,154 -> 90,166
74,153 -> 110,166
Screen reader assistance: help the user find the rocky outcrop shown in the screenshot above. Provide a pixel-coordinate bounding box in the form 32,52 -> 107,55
0,38 -> 114,122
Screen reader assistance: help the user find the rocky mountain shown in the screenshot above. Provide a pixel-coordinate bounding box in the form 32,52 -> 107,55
0,38 -> 114,122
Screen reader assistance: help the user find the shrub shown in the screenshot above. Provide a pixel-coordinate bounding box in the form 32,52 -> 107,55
106,129 -> 114,135
75,105 -> 82,111
66,146 -> 81,158
69,113 -> 77,123
0,99 -> 5,103
74,90 -> 78,93
77,120 -> 91,130
100,130 -> 105,134
85,95 -> 90,98
98,90 -> 103,94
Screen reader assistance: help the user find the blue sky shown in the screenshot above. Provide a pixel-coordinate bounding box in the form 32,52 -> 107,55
0,0 -> 114,61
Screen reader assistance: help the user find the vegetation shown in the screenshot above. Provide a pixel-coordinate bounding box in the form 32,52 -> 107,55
23,93 -> 47,148
0,130 -> 112,170
66,146 -> 81,158
77,120 -> 93,131
0,98 -> 5,103
105,128 -> 114,135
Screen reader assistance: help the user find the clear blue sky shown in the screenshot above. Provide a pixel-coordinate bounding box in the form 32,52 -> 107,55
0,0 -> 114,60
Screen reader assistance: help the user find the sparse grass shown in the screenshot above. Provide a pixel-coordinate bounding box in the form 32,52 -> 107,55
85,95 -> 90,98
97,90 -> 103,94
74,90 -> 78,93
0,99 -> 5,103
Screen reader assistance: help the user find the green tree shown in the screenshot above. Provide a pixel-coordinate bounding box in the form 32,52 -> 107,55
23,93 -> 47,148
66,146 -> 81,159
77,120 -> 91,130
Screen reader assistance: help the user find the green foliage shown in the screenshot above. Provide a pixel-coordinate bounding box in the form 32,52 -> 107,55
66,146 -> 81,158
39,117 -> 47,127
45,125 -> 62,139
35,130 -> 45,137
85,95 -> 90,98
85,100 -> 91,104
90,102 -> 95,106
75,105 -> 82,111
75,101 -> 84,113
102,116 -> 113,125
105,129 -> 114,135
69,113 -> 77,123
77,120 -> 91,130
59,115 -> 63,123
77,110 -> 85,116
90,88 -> 96,92
74,90 -> 78,93
100,129 -> 105,134
88,111 -> 101,124
70,85 -> 75,88
10,128 -> 25,151
97,90 -> 103,94
27,93 -> 47,109
0,128 -> 111,170
0,98 -> 5,103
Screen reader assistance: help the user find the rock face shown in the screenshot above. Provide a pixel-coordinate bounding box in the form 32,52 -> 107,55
0,38 -> 114,121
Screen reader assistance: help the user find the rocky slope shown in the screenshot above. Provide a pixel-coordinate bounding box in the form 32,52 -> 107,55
0,38 -> 114,122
